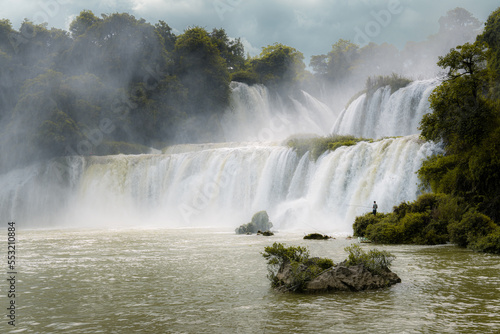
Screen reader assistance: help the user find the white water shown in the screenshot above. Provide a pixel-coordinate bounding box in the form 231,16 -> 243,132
0,135 -> 439,232
221,82 -> 336,141
332,79 -> 438,138
0,80 -> 441,232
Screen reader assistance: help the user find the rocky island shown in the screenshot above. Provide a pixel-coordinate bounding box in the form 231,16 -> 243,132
263,243 -> 401,293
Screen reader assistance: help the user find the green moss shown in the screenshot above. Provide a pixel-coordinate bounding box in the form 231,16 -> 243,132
286,134 -> 371,161
93,141 -> 152,155
365,73 -> 412,96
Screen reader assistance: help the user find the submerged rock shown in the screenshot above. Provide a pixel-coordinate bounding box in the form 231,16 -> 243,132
235,210 -> 273,234
275,261 -> 401,293
303,233 -> 332,240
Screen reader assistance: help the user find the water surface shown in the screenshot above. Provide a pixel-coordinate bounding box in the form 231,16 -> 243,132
2,228 -> 499,333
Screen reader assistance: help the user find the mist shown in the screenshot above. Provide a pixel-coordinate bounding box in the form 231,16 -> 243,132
0,5 -> 491,230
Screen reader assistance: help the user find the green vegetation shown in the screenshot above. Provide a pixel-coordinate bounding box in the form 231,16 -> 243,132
355,7 -> 500,255
262,242 -> 395,291
262,242 -> 334,290
343,244 -> 395,275
286,135 -> 371,160
303,233 -> 331,240
417,8 -> 500,235
365,73 -> 412,96
0,11 -> 311,172
353,193 -> 500,253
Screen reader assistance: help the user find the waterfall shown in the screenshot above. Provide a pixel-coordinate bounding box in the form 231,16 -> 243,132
221,82 -> 337,141
0,79 -> 442,232
331,79 -> 439,138
0,135 -> 440,231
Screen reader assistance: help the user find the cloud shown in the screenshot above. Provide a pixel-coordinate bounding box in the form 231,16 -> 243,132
0,0 -> 498,63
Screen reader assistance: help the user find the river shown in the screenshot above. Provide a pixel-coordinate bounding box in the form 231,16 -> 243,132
3,228 -> 499,333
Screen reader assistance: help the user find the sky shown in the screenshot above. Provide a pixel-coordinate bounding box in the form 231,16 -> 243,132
1,0 -> 499,63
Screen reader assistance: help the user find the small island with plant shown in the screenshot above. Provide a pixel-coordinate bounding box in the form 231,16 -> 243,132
262,242 -> 400,293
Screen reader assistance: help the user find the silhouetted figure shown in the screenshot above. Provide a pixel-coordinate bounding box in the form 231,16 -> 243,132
372,201 -> 378,215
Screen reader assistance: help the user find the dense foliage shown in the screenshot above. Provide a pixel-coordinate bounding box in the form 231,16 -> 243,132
418,8 -> 500,223
0,11 -> 310,172
353,193 -> 500,253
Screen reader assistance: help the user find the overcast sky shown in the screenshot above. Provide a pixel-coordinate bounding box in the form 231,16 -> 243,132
1,0 -> 499,63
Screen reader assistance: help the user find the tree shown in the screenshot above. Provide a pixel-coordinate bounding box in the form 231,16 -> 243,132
326,39 -> 359,82
309,54 -> 328,76
251,42 -> 305,87
174,27 -> 230,114
479,7 -> 500,98
69,10 -> 100,37
420,42 -> 492,151
419,23 -> 500,222
438,7 -> 482,42
209,28 -> 245,71
155,20 -> 176,52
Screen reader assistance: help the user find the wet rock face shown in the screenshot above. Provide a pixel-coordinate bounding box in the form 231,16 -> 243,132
235,210 -> 273,234
305,264 -> 401,292
275,261 -> 401,293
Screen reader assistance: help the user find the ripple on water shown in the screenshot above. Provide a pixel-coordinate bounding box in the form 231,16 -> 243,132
7,229 -> 500,333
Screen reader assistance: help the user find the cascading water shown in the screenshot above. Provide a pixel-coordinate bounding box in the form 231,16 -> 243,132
0,136 -> 439,231
0,79 -> 441,232
331,79 -> 439,138
221,82 -> 337,141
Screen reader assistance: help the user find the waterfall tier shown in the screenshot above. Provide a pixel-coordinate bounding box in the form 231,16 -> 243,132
332,79 -> 438,139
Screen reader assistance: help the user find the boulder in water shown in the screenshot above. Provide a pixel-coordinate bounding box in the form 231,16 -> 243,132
274,261 -> 400,293
235,211 -> 273,234
303,233 -> 332,240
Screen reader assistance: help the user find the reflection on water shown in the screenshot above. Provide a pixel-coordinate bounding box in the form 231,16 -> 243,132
2,228 -> 499,333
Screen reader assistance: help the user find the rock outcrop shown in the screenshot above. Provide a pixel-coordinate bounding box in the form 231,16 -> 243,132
236,211 -> 273,234
275,261 -> 401,293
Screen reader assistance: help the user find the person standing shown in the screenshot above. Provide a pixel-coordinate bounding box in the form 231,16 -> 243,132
372,201 -> 378,215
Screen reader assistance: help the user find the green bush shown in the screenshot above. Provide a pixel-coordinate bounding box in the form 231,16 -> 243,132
303,233 -> 331,240
410,193 -> 442,213
230,69 -> 258,85
262,242 -> 333,290
469,227 -> 500,254
448,211 -> 497,247
356,193 -> 469,246
344,244 -> 395,275
365,73 -> 412,96
365,219 -> 402,244
313,257 -> 334,270
400,212 -> 430,243
353,212 -> 388,237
